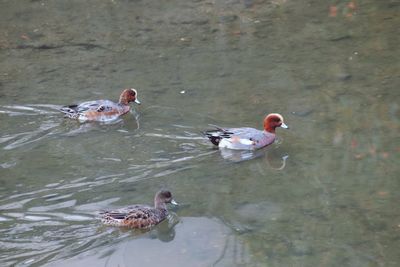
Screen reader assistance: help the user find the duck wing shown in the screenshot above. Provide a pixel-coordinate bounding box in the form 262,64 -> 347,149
60,100 -> 121,120
204,125 -> 235,146
100,205 -> 167,228
205,127 -> 261,145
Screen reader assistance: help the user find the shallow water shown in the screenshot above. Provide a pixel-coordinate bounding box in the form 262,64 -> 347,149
0,0 -> 399,266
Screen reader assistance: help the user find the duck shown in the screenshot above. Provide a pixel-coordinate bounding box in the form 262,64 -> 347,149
60,88 -> 141,122
204,113 -> 288,150
100,190 -> 177,229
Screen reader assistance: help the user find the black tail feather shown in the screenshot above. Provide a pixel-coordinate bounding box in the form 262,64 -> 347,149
204,131 -> 222,146
59,105 -> 79,119
60,105 -> 77,112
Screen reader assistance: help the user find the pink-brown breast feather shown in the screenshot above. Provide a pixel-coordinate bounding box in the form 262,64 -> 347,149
83,106 -> 129,121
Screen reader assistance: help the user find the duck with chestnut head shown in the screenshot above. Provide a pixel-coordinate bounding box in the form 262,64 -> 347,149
60,88 -> 141,122
204,113 -> 288,150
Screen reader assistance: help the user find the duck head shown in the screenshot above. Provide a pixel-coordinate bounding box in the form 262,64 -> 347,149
119,88 -> 141,105
154,190 -> 178,209
263,113 -> 288,133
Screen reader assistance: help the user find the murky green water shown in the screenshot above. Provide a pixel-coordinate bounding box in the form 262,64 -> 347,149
1,0 -> 399,266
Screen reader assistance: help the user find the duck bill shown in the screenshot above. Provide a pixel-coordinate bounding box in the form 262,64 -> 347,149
281,122 -> 289,129
170,199 -> 179,206
134,99 -> 141,105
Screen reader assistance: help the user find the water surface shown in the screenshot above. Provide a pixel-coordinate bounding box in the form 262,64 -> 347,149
0,0 -> 399,266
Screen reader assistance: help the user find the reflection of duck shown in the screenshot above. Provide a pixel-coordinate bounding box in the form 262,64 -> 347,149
100,190 -> 177,229
266,150 -> 289,170
204,113 -> 288,150
219,146 -> 289,169
219,148 -> 265,162
60,88 -> 140,122
152,212 -> 180,242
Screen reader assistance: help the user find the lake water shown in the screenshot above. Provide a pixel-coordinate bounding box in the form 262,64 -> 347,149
0,0 -> 399,266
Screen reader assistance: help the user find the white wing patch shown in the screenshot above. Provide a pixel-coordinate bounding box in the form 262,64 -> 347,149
219,137 -> 255,150
238,139 -> 254,145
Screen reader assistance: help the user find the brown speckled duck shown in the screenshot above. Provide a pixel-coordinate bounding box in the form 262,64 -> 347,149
100,190 -> 177,229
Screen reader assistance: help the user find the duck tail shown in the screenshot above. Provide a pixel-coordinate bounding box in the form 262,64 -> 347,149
204,132 -> 221,146
60,105 -> 79,119
203,125 -> 226,146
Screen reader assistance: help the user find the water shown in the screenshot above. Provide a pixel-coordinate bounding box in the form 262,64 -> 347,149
0,0 -> 399,266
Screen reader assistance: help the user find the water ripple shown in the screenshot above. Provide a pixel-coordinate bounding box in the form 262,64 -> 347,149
0,105 -> 242,266
0,104 -> 60,116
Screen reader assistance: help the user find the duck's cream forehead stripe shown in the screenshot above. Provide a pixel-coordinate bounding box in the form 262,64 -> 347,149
130,88 -> 137,94
269,113 -> 284,121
